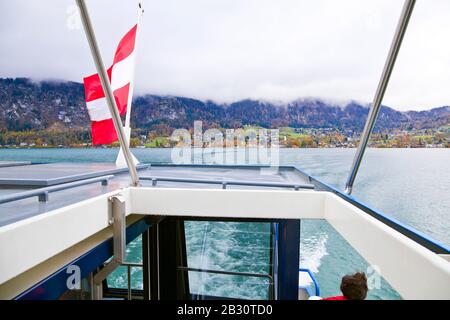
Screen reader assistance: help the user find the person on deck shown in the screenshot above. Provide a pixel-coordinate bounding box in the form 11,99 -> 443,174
322,272 -> 368,300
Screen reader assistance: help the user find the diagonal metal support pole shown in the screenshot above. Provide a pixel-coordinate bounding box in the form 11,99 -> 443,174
76,0 -> 140,187
344,0 -> 416,195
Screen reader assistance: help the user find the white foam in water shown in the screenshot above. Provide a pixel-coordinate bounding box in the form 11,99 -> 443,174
186,221 -> 273,299
299,234 -> 328,287
184,220 -> 332,299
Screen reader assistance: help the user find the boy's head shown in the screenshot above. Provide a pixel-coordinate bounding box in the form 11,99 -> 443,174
340,272 -> 368,300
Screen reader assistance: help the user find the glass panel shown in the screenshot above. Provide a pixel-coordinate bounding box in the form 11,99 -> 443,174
354,150 -> 450,247
106,236 -> 143,291
371,3 -> 450,247
106,265 -> 143,291
300,220 -> 401,300
125,235 -> 144,264
188,272 -> 271,300
185,221 -> 272,299
279,148 -> 450,248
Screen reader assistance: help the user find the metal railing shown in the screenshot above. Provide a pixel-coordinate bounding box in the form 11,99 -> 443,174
107,263 -> 275,300
140,176 -> 314,190
178,266 -> 275,300
122,262 -> 144,300
0,175 -> 113,205
299,268 -> 320,297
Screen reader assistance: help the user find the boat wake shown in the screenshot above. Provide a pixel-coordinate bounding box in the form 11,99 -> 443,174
299,233 -> 329,287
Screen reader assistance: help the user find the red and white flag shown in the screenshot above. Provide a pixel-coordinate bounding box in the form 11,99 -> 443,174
83,24 -> 138,145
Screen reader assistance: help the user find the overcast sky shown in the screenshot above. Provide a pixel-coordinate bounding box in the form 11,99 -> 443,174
0,0 -> 449,111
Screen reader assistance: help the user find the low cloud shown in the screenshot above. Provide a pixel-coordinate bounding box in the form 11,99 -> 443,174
0,0 -> 449,111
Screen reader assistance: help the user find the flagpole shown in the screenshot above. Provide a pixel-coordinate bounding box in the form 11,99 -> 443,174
116,2 -> 143,167
124,2 -> 144,131
77,0 -> 140,187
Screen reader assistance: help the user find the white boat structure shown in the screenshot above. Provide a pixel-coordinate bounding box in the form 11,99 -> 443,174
0,0 -> 449,300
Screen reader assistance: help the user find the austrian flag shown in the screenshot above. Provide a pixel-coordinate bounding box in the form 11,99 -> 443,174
83,24 -> 138,145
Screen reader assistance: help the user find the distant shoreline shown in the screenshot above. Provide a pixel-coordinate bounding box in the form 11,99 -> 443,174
0,146 -> 448,150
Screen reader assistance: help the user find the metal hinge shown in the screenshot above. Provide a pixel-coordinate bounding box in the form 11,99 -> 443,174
92,195 -> 127,299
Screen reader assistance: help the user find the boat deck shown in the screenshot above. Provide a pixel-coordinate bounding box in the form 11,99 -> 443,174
0,163 -> 150,187
0,161 -> 31,168
1,162 -> 449,300
0,163 -> 310,227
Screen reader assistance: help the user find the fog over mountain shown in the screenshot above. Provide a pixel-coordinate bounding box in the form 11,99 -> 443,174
1,78 -> 449,134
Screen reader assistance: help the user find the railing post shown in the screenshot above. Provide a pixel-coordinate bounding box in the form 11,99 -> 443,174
277,219 -> 300,300
127,265 -> 132,300
92,195 -> 127,299
38,191 -> 49,203
345,0 -> 416,194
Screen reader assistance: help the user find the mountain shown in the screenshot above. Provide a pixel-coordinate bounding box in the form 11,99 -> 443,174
1,78 -> 449,134
0,78 -> 88,131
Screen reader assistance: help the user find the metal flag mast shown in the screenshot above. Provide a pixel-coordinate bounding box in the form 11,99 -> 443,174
116,2 -> 144,167
344,0 -> 416,195
76,0 -> 140,186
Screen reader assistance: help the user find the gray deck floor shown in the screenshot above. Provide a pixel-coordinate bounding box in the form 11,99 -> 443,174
0,163 -> 310,227
0,163 -> 149,187
0,161 -> 31,168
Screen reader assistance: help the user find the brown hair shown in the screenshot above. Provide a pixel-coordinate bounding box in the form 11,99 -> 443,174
340,272 -> 368,300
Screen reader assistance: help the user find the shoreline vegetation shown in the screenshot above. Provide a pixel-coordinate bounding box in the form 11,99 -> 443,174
0,126 -> 448,149
1,78 -> 449,150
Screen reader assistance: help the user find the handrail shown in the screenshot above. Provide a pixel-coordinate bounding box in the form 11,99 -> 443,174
122,262 -> 144,268
140,176 -> 314,190
345,0 -> 416,194
293,165 -> 450,254
299,268 -> 320,297
121,262 -> 144,300
0,175 -> 113,205
178,266 -> 273,280
179,266 -> 274,300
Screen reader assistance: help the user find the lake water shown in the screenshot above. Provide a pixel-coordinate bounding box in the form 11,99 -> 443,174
1,148 -> 448,299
